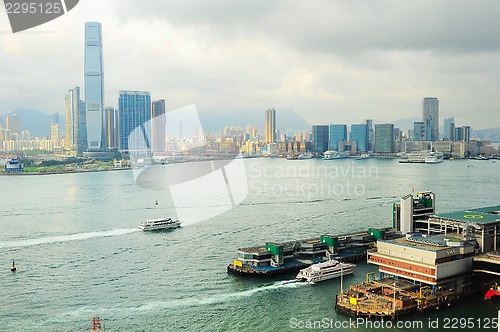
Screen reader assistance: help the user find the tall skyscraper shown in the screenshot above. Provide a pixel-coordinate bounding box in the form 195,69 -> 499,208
422,97 -> 439,141
449,121 -> 455,141
6,114 -> 20,135
118,91 -> 151,151
151,99 -> 166,152
51,112 -> 60,137
265,108 -> 276,144
65,87 -> 86,155
444,117 -> 455,140
413,122 -> 424,141
364,119 -> 373,151
329,125 -> 347,150
312,125 -> 329,152
374,124 -> 394,153
455,126 -> 470,142
85,22 -> 104,151
350,124 -> 368,152
51,123 -> 59,141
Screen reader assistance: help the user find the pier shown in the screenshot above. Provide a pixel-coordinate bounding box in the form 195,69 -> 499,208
334,276 -> 473,319
227,228 -> 399,277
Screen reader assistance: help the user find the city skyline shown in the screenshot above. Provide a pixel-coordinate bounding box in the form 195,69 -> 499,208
1,1 -> 499,130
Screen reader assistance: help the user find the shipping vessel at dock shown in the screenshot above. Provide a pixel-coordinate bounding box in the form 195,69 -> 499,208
227,228 -> 399,277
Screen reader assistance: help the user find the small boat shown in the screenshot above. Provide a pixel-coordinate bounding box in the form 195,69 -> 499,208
139,217 -> 181,231
297,152 -> 313,160
323,151 -> 349,160
355,153 -> 371,160
296,259 -> 355,283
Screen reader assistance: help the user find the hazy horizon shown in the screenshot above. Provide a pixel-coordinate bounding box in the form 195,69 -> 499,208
1,1 -> 499,130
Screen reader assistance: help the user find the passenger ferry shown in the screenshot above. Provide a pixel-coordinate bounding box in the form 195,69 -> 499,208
138,217 -> 181,231
424,151 -> 444,163
297,152 -> 313,159
296,259 -> 355,283
323,151 -> 349,160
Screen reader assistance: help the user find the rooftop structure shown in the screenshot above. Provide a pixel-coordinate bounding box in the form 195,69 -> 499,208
368,233 -> 474,290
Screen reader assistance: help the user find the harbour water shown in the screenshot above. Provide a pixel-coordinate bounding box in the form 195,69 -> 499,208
1,158 -> 499,331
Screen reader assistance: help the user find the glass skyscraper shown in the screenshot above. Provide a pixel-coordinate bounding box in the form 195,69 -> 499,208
312,125 -> 329,152
350,124 -> 368,152
443,117 -> 455,140
374,123 -> 394,153
118,91 -> 151,152
422,97 -> 439,141
85,22 -> 104,151
329,125 -> 347,150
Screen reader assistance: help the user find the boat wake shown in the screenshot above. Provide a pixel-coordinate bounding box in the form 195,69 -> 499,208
133,280 -> 304,311
0,228 -> 140,249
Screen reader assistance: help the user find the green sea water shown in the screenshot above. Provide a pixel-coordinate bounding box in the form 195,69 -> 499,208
0,158 -> 499,331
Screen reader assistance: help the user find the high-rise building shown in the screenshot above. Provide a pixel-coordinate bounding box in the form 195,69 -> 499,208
65,87 -> 86,155
455,126 -> 470,142
443,117 -> 454,140
118,91 -> 151,151
6,114 -> 20,135
329,125 -> 347,150
265,108 -> 276,144
374,124 -> 394,153
151,99 -> 166,152
364,119 -> 373,151
350,124 -> 368,152
413,122 -> 424,141
462,126 -> 471,142
85,22 -> 104,151
449,121 -> 455,141
312,125 -> 329,152
103,107 -> 116,149
422,97 -> 439,141
51,123 -> 59,141
51,112 -> 60,137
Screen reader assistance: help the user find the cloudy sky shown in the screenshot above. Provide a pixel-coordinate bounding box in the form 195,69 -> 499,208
1,0 -> 499,129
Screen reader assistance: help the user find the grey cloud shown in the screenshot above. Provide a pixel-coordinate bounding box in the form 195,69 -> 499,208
116,0 -> 500,56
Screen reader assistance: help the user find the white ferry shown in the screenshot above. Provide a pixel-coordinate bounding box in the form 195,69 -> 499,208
138,217 -> 181,231
424,151 -> 444,163
297,152 -> 313,159
296,259 -> 355,283
323,151 -> 349,160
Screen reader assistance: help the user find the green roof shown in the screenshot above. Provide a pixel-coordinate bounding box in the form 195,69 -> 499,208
435,206 -> 500,224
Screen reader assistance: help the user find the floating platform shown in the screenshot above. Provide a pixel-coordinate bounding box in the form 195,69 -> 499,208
228,228 -> 399,277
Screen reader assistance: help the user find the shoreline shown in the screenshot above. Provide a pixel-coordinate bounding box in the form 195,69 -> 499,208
0,167 -> 131,176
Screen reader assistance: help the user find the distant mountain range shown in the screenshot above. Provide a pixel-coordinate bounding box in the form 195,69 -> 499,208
2,108 -> 499,141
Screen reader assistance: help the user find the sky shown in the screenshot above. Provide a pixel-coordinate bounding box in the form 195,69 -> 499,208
0,0 -> 499,129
